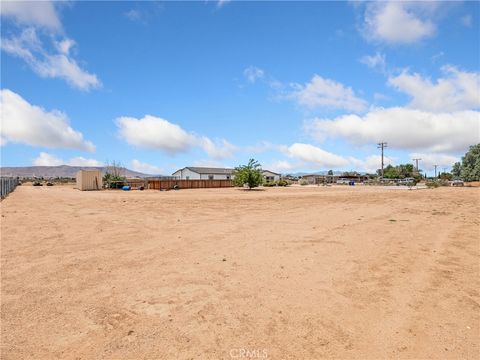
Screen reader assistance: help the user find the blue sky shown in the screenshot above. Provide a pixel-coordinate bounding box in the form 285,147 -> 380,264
1,1 -> 479,175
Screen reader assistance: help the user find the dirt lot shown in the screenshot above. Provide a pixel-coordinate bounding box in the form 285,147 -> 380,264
1,185 -> 479,359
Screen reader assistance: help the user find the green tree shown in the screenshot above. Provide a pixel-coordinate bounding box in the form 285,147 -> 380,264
327,170 -> 333,175
452,162 -> 461,177
458,144 -> 480,181
103,160 -> 126,188
233,159 -> 264,189
439,172 -> 453,181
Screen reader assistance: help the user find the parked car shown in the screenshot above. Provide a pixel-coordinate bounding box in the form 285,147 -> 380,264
451,179 -> 464,187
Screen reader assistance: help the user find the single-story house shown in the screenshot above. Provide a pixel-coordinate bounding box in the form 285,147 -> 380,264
262,170 -> 281,182
172,167 -> 234,180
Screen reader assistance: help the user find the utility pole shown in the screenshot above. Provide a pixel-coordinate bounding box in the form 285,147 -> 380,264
377,142 -> 388,178
412,158 -> 422,171
433,164 -> 438,178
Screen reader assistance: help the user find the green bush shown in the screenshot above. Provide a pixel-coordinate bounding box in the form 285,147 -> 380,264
426,181 -> 440,188
277,180 -> 289,187
263,181 -> 276,187
233,159 -> 264,189
299,179 -> 309,186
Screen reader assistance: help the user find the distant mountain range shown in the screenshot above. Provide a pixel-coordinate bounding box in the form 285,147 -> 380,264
0,165 -> 156,178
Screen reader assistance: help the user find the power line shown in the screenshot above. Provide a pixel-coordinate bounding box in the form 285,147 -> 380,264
377,142 -> 388,178
433,164 -> 438,178
412,158 -> 422,171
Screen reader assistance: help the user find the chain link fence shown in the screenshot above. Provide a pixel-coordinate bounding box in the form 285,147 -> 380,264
1,177 -> 19,199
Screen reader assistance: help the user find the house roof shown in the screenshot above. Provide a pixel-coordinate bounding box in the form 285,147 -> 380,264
174,167 -> 234,175
262,170 -> 280,175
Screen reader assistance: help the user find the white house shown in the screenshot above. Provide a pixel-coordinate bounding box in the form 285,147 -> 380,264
262,170 -> 281,182
172,167 -> 234,180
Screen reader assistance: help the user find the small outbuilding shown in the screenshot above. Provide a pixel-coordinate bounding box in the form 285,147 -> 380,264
76,170 -> 102,191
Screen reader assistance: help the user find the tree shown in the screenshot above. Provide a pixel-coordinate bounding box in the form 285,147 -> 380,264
103,160 -> 126,188
452,162 -> 461,177
439,172 -> 453,181
233,159 -> 264,189
457,144 -> 480,182
327,170 -> 333,175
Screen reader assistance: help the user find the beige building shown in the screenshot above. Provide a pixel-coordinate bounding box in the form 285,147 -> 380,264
76,170 -> 103,191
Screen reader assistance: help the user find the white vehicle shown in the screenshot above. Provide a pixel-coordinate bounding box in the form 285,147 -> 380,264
451,179 -> 464,187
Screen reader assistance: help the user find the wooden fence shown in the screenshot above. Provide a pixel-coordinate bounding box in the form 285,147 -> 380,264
0,177 -> 19,199
148,179 -> 234,190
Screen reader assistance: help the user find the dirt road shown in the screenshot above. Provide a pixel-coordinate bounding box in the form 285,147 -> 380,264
1,186 -> 479,359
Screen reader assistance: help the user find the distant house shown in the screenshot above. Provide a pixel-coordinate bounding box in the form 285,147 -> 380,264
172,167 -> 234,180
262,170 -> 281,182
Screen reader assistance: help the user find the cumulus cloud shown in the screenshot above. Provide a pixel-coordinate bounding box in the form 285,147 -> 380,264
362,1 -> 437,44
33,152 -> 103,167
359,52 -> 386,73
116,115 -> 195,154
0,0 -> 62,31
33,152 -> 63,166
115,115 -> 236,159
243,66 -> 265,83
306,107 -> 479,154
408,153 -> 460,171
388,66 -> 480,112
289,74 -> 367,113
130,160 -> 163,175
347,155 -> 396,173
0,89 -> 95,152
198,137 -> 236,160
282,143 -> 350,168
68,157 -> 103,167
1,28 -> 101,91
267,146 -> 396,173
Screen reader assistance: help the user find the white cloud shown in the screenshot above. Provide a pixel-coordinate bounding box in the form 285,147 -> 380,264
461,14 -> 472,27
243,66 -> 265,83
388,66 -> 480,112
306,107 -> 480,154
116,115 -> 195,154
1,28 -> 101,91
363,1 -> 436,44
33,152 -> 63,166
125,9 -> 142,22
266,160 -> 298,173
130,160 -> 163,175
283,143 -> 350,168
198,137 -> 236,160
55,38 -> 75,55
217,0 -> 231,8
115,115 -> 236,159
347,155 -> 395,174
408,153 -> 459,171
0,89 -> 95,152
0,0 -> 62,31
32,153 -> 103,167
68,157 -> 103,167
359,52 -> 386,73
289,74 -> 367,112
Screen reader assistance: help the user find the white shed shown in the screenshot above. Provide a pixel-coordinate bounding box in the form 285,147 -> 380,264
76,170 -> 102,191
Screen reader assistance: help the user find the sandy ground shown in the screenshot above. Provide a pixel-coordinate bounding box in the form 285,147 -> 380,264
1,185 -> 479,360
